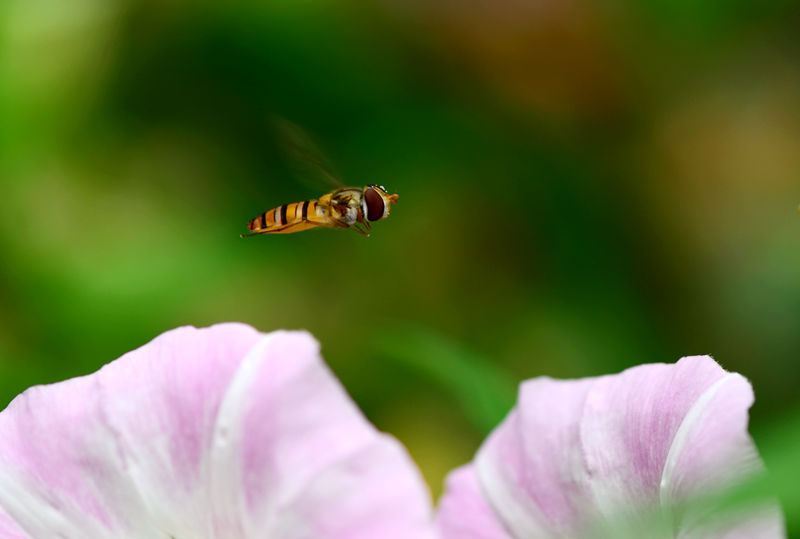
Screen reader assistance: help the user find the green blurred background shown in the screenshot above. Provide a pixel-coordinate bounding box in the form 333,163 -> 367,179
1,0 -> 799,528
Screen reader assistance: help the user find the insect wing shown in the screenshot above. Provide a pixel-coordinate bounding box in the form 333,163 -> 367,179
273,118 -> 344,192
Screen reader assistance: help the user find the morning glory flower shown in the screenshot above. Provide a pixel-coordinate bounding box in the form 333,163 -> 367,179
436,356 -> 785,538
0,324 -> 435,539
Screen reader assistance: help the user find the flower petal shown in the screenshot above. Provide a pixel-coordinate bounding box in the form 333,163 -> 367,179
440,355 -> 785,538
0,510 -> 26,539
474,377 -> 597,537
0,324 -> 434,538
658,366 -> 785,538
577,356 -> 728,517
436,465 -> 511,539
207,329 -> 434,538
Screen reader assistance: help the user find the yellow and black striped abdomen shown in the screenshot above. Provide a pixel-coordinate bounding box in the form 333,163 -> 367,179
246,199 -> 326,235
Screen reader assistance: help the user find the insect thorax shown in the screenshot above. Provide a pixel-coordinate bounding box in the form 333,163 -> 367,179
330,189 -> 362,225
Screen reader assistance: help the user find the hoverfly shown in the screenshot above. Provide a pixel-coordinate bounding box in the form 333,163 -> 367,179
242,184 -> 398,237
242,121 -> 398,238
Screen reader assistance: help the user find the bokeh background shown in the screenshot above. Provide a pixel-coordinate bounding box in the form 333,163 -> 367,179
2,0 -> 799,530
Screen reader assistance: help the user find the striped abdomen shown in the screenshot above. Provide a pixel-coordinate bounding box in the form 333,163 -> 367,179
247,199 -> 322,234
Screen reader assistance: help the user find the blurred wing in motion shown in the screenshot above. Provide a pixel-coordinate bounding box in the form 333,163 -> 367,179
273,118 -> 344,192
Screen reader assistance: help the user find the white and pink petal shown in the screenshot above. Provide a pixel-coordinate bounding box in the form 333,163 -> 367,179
437,355 -> 785,538
0,324 -> 435,538
435,465 -> 511,539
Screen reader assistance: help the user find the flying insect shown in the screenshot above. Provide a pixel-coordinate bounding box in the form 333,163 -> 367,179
242,120 -> 398,238
242,184 -> 398,237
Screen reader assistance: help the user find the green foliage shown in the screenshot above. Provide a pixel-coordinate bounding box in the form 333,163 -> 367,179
372,325 -> 517,435
758,409 -> 800,531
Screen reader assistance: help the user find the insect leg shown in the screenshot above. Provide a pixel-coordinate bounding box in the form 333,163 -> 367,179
352,223 -> 370,237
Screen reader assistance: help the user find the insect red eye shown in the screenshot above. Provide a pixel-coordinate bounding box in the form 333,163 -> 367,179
365,187 -> 385,221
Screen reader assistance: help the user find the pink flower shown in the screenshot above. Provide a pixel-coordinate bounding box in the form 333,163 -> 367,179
436,356 -> 785,538
0,324 -> 435,538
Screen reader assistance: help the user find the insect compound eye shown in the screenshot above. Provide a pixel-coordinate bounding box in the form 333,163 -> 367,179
365,186 -> 385,221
